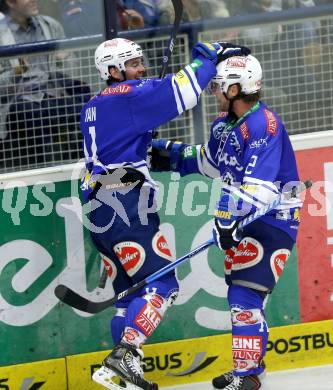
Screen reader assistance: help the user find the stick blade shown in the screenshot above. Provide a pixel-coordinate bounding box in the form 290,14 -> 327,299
54,284 -> 69,301
54,284 -> 103,314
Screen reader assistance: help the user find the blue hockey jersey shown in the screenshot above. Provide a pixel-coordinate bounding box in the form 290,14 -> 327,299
173,101 -> 302,240
80,56 -> 216,199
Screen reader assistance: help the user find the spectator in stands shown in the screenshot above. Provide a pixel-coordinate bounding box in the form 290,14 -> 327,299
236,1 -> 283,45
225,0 -> 272,16
0,0 -> 90,170
159,0 -> 230,24
183,0 -> 230,21
37,0 -> 61,22
226,0 -> 321,16
60,0 -> 145,38
314,0 -> 332,4
123,0 -> 161,27
259,0 -> 325,134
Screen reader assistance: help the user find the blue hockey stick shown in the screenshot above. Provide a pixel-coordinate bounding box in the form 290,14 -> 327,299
54,180 -> 311,313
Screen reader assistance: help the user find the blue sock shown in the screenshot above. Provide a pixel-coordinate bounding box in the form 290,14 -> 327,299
228,284 -> 268,376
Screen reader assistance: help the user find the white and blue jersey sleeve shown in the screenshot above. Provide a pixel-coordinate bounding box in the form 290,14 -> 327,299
80,56 -> 217,199
169,102 -> 302,240
162,143 -> 220,178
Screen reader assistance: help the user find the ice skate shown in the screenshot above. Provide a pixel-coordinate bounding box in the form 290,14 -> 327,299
92,342 -> 158,390
222,374 -> 261,390
213,361 -> 265,389
212,369 -> 234,389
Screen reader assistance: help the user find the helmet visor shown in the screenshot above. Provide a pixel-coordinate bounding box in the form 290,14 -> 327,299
206,80 -> 222,95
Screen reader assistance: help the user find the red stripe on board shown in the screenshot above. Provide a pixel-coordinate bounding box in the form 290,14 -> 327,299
296,146 -> 333,322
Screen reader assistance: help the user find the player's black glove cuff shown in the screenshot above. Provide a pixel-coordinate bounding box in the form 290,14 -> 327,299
150,147 -> 172,171
216,42 -> 251,64
213,219 -> 242,251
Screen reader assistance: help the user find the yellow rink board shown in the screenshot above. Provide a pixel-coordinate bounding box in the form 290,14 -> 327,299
67,319 -> 333,389
1,319 -> 333,389
0,358 -> 66,389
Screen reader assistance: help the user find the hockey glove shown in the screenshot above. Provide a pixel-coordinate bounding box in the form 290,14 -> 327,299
192,42 -> 251,65
212,194 -> 242,251
151,138 -> 185,171
216,41 -> 251,63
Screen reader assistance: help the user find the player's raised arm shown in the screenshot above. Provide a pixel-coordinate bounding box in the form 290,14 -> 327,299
129,42 -> 251,132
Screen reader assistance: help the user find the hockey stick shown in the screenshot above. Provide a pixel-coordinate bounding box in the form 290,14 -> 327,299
98,267 -> 109,288
237,179 -> 312,230
159,0 -> 183,78
54,180 -> 312,313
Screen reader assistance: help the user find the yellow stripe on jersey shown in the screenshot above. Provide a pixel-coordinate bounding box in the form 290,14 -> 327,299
174,69 -> 191,86
215,210 -> 232,219
240,184 -> 258,194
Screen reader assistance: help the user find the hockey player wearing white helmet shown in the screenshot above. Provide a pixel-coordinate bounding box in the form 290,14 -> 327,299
151,54 -> 302,390
94,38 -> 145,81
81,38 -> 251,390
208,54 -> 262,96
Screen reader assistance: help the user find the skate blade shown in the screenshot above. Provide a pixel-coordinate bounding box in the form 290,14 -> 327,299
92,366 -> 142,390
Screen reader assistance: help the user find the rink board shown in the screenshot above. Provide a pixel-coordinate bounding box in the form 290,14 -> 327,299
67,318 -> 333,388
0,134 -> 332,371
0,358 -> 66,389
0,169 -> 301,366
1,319 -> 332,389
295,145 -> 333,323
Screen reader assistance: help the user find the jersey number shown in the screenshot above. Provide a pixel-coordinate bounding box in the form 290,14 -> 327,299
245,155 -> 258,175
88,125 -> 98,162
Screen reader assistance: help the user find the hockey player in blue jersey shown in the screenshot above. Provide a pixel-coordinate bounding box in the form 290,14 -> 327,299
151,54 -> 302,390
80,38 -> 250,390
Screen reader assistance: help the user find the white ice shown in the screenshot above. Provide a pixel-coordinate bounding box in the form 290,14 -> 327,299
162,364 -> 333,390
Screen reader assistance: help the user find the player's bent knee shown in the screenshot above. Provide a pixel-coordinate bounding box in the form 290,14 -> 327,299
144,275 -> 179,311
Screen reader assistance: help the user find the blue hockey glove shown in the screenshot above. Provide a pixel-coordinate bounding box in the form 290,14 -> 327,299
192,42 -> 251,65
192,42 -> 223,63
151,139 -> 185,171
212,194 -> 242,250
152,138 -> 174,151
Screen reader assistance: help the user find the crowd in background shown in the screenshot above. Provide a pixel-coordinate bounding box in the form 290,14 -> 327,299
0,0 -> 332,171
35,0 -> 332,35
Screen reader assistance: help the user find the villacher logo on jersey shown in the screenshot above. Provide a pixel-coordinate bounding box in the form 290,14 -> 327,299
113,241 -> 145,276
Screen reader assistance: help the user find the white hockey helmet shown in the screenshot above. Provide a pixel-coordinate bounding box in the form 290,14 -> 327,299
209,55 -> 262,95
95,38 -> 143,80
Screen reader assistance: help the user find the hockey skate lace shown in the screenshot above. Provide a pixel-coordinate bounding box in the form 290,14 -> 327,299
225,375 -> 243,390
125,351 -> 144,377
225,371 -> 234,381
